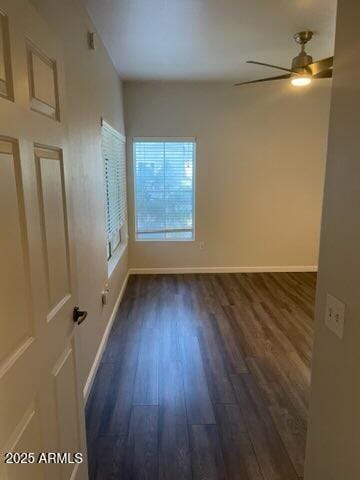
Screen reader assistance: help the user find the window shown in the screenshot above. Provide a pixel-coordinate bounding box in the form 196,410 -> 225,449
133,138 -> 196,241
102,120 -> 127,260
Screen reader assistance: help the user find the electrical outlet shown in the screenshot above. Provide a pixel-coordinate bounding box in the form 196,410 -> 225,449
88,31 -> 96,50
101,284 -> 110,306
325,293 -> 345,339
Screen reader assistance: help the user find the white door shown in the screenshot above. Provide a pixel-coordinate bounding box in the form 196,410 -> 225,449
0,1 -> 88,479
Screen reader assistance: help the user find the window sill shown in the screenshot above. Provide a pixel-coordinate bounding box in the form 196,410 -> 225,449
108,242 -> 127,278
135,238 -> 195,243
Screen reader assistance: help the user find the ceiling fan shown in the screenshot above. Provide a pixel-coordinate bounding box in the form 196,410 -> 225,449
235,31 -> 333,87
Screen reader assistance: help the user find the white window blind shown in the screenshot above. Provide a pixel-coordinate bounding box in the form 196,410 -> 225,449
102,120 -> 127,254
133,138 -> 195,240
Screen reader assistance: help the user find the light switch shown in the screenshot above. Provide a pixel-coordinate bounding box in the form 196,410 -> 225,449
325,293 -> 345,339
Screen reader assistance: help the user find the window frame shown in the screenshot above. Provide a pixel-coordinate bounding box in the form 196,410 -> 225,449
133,137 -> 196,243
107,228 -> 122,261
101,118 -> 128,275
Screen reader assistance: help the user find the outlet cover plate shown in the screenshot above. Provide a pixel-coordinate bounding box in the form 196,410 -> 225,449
325,293 -> 345,339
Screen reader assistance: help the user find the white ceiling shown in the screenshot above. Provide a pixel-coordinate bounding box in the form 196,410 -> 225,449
84,0 -> 337,82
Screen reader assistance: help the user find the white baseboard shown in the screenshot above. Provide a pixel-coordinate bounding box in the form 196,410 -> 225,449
129,266 -> 318,275
83,271 -> 130,403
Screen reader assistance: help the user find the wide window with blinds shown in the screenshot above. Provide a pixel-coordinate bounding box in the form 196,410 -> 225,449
102,120 -> 127,259
133,138 -> 196,240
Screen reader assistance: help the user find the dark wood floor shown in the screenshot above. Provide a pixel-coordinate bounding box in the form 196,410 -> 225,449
86,272 -> 316,480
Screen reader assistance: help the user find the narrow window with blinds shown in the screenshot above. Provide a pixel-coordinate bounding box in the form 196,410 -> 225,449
102,120 -> 127,260
133,138 -> 196,240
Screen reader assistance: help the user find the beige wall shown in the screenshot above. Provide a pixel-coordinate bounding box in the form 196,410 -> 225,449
124,81 -> 332,271
31,0 -> 128,392
305,1 -> 360,478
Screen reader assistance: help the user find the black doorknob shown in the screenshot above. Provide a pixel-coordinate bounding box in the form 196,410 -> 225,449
73,306 -> 88,325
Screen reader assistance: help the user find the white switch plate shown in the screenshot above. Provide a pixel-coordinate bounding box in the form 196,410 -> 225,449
325,293 -> 345,339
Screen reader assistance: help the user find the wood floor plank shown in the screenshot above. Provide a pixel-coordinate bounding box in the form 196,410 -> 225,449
101,297 -> 143,361
214,403 -> 264,480
100,341 -> 140,436
197,312 -> 237,404
158,292 -> 192,480
86,362 -> 116,475
124,405 -> 159,480
198,277 -> 248,375
159,415 -> 192,480
231,374 -> 298,480
133,332 -> 159,405
90,436 -> 127,480
176,277 -> 200,337
179,333 -> 216,425
246,356 -> 307,476
190,424 -> 227,480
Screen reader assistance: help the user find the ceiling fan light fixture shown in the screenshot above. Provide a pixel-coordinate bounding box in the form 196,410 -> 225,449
235,31 -> 333,87
291,75 -> 312,87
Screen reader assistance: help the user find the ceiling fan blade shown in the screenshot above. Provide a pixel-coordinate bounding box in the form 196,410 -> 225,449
234,74 -> 291,86
247,60 -> 294,74
308,57 -> 334,76
313,69 -> 333,79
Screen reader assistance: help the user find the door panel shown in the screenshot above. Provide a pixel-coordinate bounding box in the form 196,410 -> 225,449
0,1 -> 88,478
0,15 -> 6,81
1,403 -> 46,480
0,11 -> 13,100
53,345 -> 81,480
35,146 -> 71,319
0,139 -> 34,366
27,42 -> 60,120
